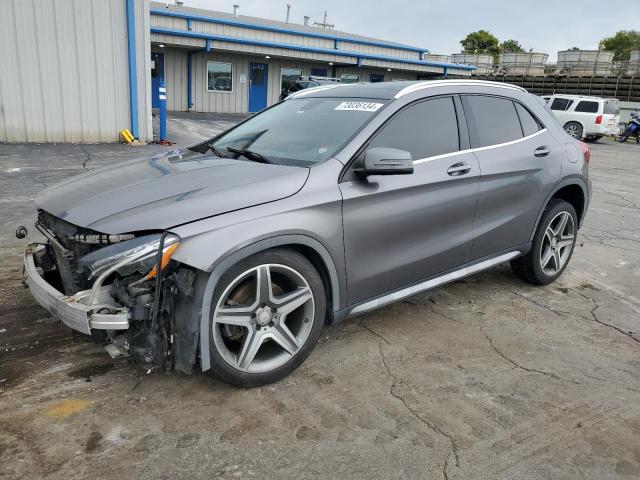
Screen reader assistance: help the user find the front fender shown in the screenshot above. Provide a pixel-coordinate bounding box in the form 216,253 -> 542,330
167,158 -> 346,372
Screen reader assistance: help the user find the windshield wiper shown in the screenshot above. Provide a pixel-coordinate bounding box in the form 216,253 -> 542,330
208,145 -> 228,158
225,147 -> 271,164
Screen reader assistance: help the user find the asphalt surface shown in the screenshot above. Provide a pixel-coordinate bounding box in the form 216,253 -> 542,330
1,116 -> 639,479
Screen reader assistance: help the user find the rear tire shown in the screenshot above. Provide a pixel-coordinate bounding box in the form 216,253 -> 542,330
207,248 -> 325,387
511,199 -> 578,285
564,122 -> 583,139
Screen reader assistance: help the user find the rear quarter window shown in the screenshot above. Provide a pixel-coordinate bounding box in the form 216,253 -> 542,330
604,101 -> 620,115
515,103 -> 543,137
462,95 -> 523,148
574,101 -> 600,113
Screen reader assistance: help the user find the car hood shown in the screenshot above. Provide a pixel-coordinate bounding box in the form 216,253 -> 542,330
35,149 -> 310,234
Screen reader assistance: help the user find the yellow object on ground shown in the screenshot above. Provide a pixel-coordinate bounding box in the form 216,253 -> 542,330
46,399 -> 92,418
119,129 -> 134,143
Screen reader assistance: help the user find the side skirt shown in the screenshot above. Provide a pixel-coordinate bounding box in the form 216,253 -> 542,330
332,246 -> 528,322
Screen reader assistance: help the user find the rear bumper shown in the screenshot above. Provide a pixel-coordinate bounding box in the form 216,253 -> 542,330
586,124 -> 617,136
23,244 -> 129,334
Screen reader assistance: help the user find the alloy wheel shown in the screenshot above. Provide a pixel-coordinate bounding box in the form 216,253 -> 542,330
565,124 -> 581,139
212,264 -> 315,373
539,211 -> 575,276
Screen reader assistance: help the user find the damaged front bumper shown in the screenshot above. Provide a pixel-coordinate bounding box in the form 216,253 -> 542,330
23,243 -> 129,335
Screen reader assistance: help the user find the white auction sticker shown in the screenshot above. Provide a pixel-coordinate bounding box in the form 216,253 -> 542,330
335,101 -> 383,112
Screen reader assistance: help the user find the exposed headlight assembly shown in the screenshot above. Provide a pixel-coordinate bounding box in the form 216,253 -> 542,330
78,233 -> 180,282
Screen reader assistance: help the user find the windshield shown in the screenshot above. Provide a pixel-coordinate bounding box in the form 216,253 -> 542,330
210,97 -> 386,166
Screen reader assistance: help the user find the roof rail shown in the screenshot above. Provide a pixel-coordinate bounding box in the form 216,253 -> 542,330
394,80 -> 527,99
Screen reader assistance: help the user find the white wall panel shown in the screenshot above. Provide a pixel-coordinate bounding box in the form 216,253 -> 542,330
0,0 -> 151,143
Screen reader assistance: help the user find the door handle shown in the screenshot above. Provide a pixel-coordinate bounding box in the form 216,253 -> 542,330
534,146 -> 551,157
447,162 -> 471,176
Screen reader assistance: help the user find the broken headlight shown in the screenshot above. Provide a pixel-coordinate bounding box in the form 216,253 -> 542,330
78,233 -> 180,282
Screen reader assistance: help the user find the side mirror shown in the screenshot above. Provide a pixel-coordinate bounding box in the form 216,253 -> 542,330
355,147 -> 413,176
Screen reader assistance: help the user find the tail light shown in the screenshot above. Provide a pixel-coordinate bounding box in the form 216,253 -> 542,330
579,141 -> 590,164
595,115 -> 602,125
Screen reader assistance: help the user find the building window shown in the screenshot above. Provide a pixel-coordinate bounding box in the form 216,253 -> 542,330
281,68 -> 303,96
207,61 -> 233,92
340,74 -> 360,83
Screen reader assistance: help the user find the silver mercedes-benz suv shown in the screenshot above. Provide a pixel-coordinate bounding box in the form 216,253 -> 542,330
22,80 -> 591,386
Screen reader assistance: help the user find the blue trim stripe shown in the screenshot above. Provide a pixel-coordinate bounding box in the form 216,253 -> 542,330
187,51 -> 193,109
151,8 -> 428,54
125,0 -> 139,138
150,26 -> 476,71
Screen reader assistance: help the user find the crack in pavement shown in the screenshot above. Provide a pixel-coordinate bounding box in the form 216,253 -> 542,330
596,187 -> 639,210
566,288 -> 640,345
478,325 -> 572,383
427,303 -> 577,383
580,233 -> 636,252
78,145 -> 92,169
582,225 -> 640,245
590,302 -> 639,345
357,323 -> 459,480
356,322 -> 390,345
514,289 -> 639,346
431,298 -> 640,394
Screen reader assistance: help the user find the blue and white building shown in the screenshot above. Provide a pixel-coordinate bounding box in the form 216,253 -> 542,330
150,2 -> 475,114
0,0 -> 475,143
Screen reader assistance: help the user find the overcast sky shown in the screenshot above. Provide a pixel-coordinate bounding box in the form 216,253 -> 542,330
177,0 -> 639,62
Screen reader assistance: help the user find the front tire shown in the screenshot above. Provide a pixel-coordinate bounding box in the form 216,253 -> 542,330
208,248 -> 326,387
511,199 -> 578,285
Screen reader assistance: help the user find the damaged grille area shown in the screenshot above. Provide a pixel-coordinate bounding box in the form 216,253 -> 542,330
36,210 -> 134,294
31,210 -> 201,374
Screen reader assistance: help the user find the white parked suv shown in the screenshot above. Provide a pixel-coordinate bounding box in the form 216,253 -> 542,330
544,94 -> 620,141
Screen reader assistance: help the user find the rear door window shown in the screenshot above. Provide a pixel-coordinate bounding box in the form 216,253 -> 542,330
515,103 -> 543,137
574,101 -> 600,113
369,97 -> 459,160
550,98 -> 574,111
462,95 -> 523,148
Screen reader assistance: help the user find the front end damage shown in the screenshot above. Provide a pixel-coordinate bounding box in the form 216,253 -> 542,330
22,211 -> 204,373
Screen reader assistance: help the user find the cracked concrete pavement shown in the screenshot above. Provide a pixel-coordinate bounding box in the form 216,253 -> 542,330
1,117 -> 639,479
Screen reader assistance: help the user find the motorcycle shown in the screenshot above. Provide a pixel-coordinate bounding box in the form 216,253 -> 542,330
619,112 -> 640,143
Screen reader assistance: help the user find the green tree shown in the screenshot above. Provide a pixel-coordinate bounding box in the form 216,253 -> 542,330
460,30 -> 501,58
599,30 -> 640,62
501,39 -> 525,53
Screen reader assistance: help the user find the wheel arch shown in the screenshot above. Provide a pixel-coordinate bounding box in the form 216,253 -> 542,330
198,234 -> 343,372
530,179 -> 589,241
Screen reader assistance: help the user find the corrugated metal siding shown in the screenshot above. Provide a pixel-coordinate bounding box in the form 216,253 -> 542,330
0,0 -> 151,143
162,48 -> 346,114
151,12 -> 423,61
150,32 -> 356,65
136,0 -> 153,142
